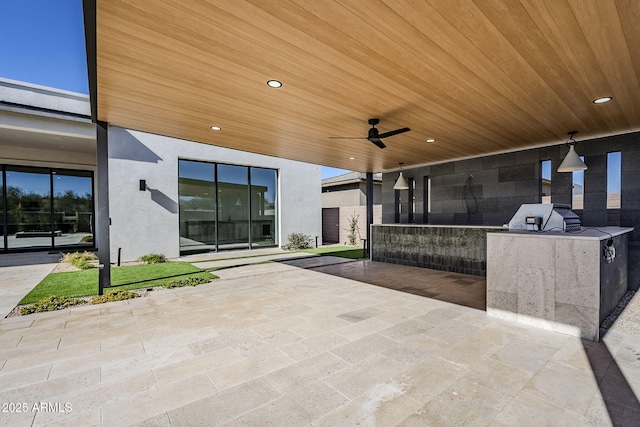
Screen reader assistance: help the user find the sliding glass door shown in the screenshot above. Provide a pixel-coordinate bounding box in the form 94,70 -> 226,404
0,172 -> 4,251
1,166 -> 94,252
178,160 -> 278,253
217,164 -> 249,250
250,168 -> 277,248
53,171 -> 94,248
6,168 -> 52,250
178,161 -> 217,252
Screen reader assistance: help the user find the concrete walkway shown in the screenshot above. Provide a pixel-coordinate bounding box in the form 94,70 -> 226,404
0,257 -> 639,426
181,249 -> 319,271
0,252 -> 60,317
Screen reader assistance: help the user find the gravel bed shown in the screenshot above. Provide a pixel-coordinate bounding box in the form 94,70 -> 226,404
600,290 -> 636,329
6,286 -> 163,318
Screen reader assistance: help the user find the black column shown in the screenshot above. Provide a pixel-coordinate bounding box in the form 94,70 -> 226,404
366,172 -> 373,259
97,121 -> 111,295
82,0 -> 98,123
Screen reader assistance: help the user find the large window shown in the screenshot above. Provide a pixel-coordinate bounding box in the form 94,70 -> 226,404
217,164 -> 250,250
423,176 -> 431,224
53,171 -> 94,248
178,160 -> 278,253
572,157 -> 585,210
250,168 -> 277,248
2,166 -> 94,251
540,160 -> 551,203
408,177 -> 415,223
0,171 -> 4,251
178,161 -> 216,252
607,152 -> 621,209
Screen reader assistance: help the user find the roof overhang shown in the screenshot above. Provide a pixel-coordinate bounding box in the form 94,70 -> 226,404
88,0 -> 640,173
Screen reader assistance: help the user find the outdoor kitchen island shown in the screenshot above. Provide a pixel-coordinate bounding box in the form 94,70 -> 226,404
486,227 -> 633,341
370,224 -> 505,276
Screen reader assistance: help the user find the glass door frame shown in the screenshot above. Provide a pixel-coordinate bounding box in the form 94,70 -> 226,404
1,165 -> 96,253
178,160 -> 279,254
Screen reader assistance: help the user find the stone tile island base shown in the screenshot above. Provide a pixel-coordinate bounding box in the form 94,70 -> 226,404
371,224 -> 504,276
486,227 -> 633,341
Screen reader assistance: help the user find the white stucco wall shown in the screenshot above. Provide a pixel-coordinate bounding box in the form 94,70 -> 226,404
0,77 -> 91,116
322,188 -> 362,208
108,127 -> 322,261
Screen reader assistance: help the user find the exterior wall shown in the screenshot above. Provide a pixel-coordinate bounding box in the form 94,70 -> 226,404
322,187 -> 362,208
335,205 -> 382,245
359,182 -> 382,205
0,144 -> 95,170
0,78 -> 95,169
322,182 -> 382,207
0,78 -> 90,116
382,131 -> 640,290
321,179 -> 383,244
108,127 -> 322,261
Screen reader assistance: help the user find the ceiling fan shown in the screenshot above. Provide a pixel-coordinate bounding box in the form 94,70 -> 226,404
329,118 -> 410,149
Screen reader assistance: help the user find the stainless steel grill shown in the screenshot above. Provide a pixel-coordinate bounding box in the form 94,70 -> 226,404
508,203 -> 581,232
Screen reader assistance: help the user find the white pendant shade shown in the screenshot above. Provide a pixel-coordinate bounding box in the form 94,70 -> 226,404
557,145 -> 587,172
393,171 -> 409,190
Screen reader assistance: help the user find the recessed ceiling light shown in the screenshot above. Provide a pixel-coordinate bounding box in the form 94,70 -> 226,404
426,138 -> 436,143
266,80 -> 282,88
593,97 -> 613,104
210,125 -> 221,131
349,156 -> 356,160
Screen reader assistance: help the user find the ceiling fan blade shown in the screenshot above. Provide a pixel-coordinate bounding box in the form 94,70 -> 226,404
369,138 -> 386,149
378,127 -> 410,139
328,136 -> 368,139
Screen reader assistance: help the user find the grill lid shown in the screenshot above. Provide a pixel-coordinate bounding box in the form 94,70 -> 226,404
508,203 -> 581,232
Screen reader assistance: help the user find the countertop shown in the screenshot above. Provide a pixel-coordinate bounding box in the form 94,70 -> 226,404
373,224 -> 504,229
489,226 -> 633,240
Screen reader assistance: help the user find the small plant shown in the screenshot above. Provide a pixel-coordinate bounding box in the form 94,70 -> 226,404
163,276 -> 211,289
139,253 -> 166,264
20,295 -> 86,315
282,233 -> 313,251
80,235 -> 93,243
345,212 -> 360,246
91,290 -> 139,304
61,251 -> 97,269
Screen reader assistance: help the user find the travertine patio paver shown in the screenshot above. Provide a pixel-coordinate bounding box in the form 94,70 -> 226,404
0,258 -> 639,426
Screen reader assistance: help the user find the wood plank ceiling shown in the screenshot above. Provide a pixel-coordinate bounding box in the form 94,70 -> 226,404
96,0 -> 640,173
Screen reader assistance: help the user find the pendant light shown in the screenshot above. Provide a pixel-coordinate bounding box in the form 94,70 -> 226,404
393,162 -> 409,190
557,131 -> 587,172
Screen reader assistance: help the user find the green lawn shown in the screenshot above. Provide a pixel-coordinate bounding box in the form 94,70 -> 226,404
20,262 -> 217,304
300,246 -> 364,259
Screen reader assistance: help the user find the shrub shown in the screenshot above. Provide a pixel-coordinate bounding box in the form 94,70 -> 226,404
91,290 -> 139,304
282,233 -> 313,251
61,251 -> 97,269
163,276 -> 211,289
20,295 -> 86,315
139,253 -> 166,264
80,235 -> 93,243
346,212 -> 360,246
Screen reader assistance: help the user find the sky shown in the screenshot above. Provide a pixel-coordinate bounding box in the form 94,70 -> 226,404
0,1 -> 88,94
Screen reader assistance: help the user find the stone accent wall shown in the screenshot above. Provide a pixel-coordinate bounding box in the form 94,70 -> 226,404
382,131 -> 640,290
371,225 -> 504,276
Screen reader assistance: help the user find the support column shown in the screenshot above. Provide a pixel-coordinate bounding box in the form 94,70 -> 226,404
97,120 -> 111,295
366,172 -> 374,259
